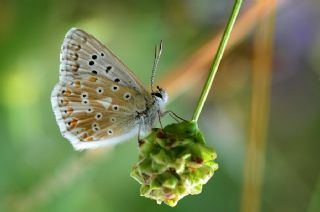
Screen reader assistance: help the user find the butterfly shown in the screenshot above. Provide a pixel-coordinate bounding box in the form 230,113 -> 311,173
51,28 -> 168,151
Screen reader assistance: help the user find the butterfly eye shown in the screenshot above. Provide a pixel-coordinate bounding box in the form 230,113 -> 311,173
155,92 -> 163,99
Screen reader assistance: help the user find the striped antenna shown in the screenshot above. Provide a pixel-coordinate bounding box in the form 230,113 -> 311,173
151,40 -> 163,92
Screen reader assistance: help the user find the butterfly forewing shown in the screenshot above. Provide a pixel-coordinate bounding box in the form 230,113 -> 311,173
60,28 -> 147,94
52,28 -> 151,150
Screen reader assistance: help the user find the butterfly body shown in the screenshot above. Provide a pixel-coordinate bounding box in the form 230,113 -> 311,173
51,28 -> 167,150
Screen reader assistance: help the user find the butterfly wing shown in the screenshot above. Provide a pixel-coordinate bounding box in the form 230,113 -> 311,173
51,28 -> 151,150
59,28 -> 148,94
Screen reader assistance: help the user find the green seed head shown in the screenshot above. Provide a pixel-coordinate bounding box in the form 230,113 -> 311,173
131,121 -> 218,207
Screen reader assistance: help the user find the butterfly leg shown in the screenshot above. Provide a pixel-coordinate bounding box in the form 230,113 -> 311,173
137,123 -> 141,141
137,115 -> 151,145
161,110 -> 187,122
137,116 -> 143,142
157,110 -> 164,129
169,112 -> 180,123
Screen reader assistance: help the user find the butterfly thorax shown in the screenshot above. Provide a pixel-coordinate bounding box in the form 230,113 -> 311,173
136,88 -> 168,135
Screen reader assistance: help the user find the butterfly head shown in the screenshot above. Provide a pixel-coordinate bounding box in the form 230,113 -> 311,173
152,86 -> 168,109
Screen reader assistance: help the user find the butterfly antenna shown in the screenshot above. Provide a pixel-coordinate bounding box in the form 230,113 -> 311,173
151,40 -> 163,92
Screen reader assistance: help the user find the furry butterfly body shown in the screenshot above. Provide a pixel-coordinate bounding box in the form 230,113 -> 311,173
51,28 -> 167,150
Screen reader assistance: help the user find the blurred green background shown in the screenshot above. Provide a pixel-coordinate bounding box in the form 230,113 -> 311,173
0,0 -> 320,211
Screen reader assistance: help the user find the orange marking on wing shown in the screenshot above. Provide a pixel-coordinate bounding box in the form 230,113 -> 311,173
60,98 -> 69,106
88,76 -> 97,82
80,132 -> 89,141
71,64 -> 79,72
68,118 -> 78,129
85,136 -> 93,141
62,89 -> 72,96
74,80 -> 81,88
67,107 -> 74,115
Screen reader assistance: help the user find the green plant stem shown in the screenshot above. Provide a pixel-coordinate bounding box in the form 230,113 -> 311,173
192,0 -> 242,122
